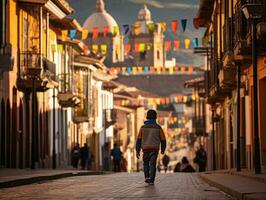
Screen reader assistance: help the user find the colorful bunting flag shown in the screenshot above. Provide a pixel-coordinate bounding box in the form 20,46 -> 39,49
181,19 -> 187,32
133,24 -> 141,35
192,38 -> 199,48
83,44 -> 88,52
144,66 -> 149,74
92,27 -> 99,39
187,66 -> 194,75
113,26 -> 119,36
123,24 -> 130,35
148,23 -> 155,34
174,40 -> 180,49
171,20 -> 178,33
82,29 -> 89,40
92,44 -> 98,54
165,41 -> 171,51
51,44 -> 56,52
58,44 -> 63,52
101,44 -> 107,55
69,29 -> 77,40
61,30 -> 68,41
103,26 -> 109,37
193,18 -> 200,30
169,67 -> 174,75
134,43 -> 139,52
160,22 -> 167,32
139,43 -> 145,52
184,39 -> 191,49
125,43 -> 131,53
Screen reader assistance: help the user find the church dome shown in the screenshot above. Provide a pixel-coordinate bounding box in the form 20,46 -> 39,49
134,4 -> 153,34
83,0 -> 119,33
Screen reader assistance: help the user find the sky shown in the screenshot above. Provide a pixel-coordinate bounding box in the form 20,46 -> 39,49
66,0 -> 205,66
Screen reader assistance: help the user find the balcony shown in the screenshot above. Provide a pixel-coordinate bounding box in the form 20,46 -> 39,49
192,117 -> 205,136
17,52 -> 57,92
222,18 -> 235,69
233,1 -> 252,61
218,68 -> 236,91
57,73 -> 80,107
105,109 -> 117,128
0,44 -> 14,77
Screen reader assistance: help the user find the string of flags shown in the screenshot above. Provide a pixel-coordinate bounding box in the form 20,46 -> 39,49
85,38 -> 199,55
115,94 -> 199,107
60,18 -> 200,41
107,66 -> 197,76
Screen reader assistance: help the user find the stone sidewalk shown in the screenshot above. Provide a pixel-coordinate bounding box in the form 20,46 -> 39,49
0,168 -> 107,188
199,171 -> 266,200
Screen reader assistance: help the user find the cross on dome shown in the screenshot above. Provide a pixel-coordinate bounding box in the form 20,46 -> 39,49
138,4 -> 152,21
96,0 -> 105,12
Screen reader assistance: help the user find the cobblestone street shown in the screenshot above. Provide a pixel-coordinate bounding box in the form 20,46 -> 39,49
0,173 -> 233,200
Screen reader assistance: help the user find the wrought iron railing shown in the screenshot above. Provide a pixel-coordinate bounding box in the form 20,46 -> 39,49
58,73 -> 76,94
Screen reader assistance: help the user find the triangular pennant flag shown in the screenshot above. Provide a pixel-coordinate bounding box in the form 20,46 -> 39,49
169,67 -> 174,75
101,44 -> 107,55
92,27 -> 99,39
126,67 -> 132,74
132,67 -> 137,75
69,29 -> 77,40
187,66 -> 194,75
92,44 -> 98,54
51,44 -> 56,52
165,41 -> 171,51
181,19 -> 187,32
123,24 -> 130,35
133,24 -> 141,35
134,43 -> 139,52
138,66 -> 143,74
193,18 -> 199,29
116,67 -> 121,74
146,43 -> 153,50
148,23 -> 155,34
103,26 -> 109,37
125,43 -> 131,53
160,22 -> 167,32
58,44 -> 63,52
139,43 -> 145,52
144,66 -> 149,74
156,67 -> 161,74
83,44 -> 88,52
171,20 -> 178,33
184,39 -> 191,49
150,66 -> 155,74
180,66 -> 186,74
113,26 -> 119,36
174,39 -> 180,49
192,38 -> 199,48
82,29 -> 89,40
61,30 -> 68,41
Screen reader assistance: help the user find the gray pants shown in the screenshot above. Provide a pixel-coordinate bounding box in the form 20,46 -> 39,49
143,151 -> 158,182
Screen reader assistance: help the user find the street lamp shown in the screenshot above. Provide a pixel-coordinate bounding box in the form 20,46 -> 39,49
242,3 -> 264,174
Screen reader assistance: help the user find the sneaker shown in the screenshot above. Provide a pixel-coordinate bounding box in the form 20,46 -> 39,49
145,178 -> 150,183
149,182 -> 154,185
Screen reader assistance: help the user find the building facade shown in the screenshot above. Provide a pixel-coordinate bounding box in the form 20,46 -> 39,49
197,0 -> 266,171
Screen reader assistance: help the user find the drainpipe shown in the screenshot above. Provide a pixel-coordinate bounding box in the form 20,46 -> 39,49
236,63 -> 241,171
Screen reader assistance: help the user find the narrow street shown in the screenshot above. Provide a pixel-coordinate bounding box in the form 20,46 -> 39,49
0,173 -> 233,200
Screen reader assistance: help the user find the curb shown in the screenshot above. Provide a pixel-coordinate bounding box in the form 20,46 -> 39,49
0,171 -> 109,189
198,173 -> 244,200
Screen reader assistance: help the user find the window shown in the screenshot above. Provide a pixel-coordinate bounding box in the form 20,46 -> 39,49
157,50 -> 160,60
23,17 -> 29,52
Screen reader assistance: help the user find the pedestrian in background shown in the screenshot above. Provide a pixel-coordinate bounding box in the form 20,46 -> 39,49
80,143 -> 89,170
174,162 -> 181,172
111,143 -> 122,172
181,156 -> 195,173
71,144 -> 80,169
86,146 -> 93,170
193,144 -> 207,172
136,109 -> 166,185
